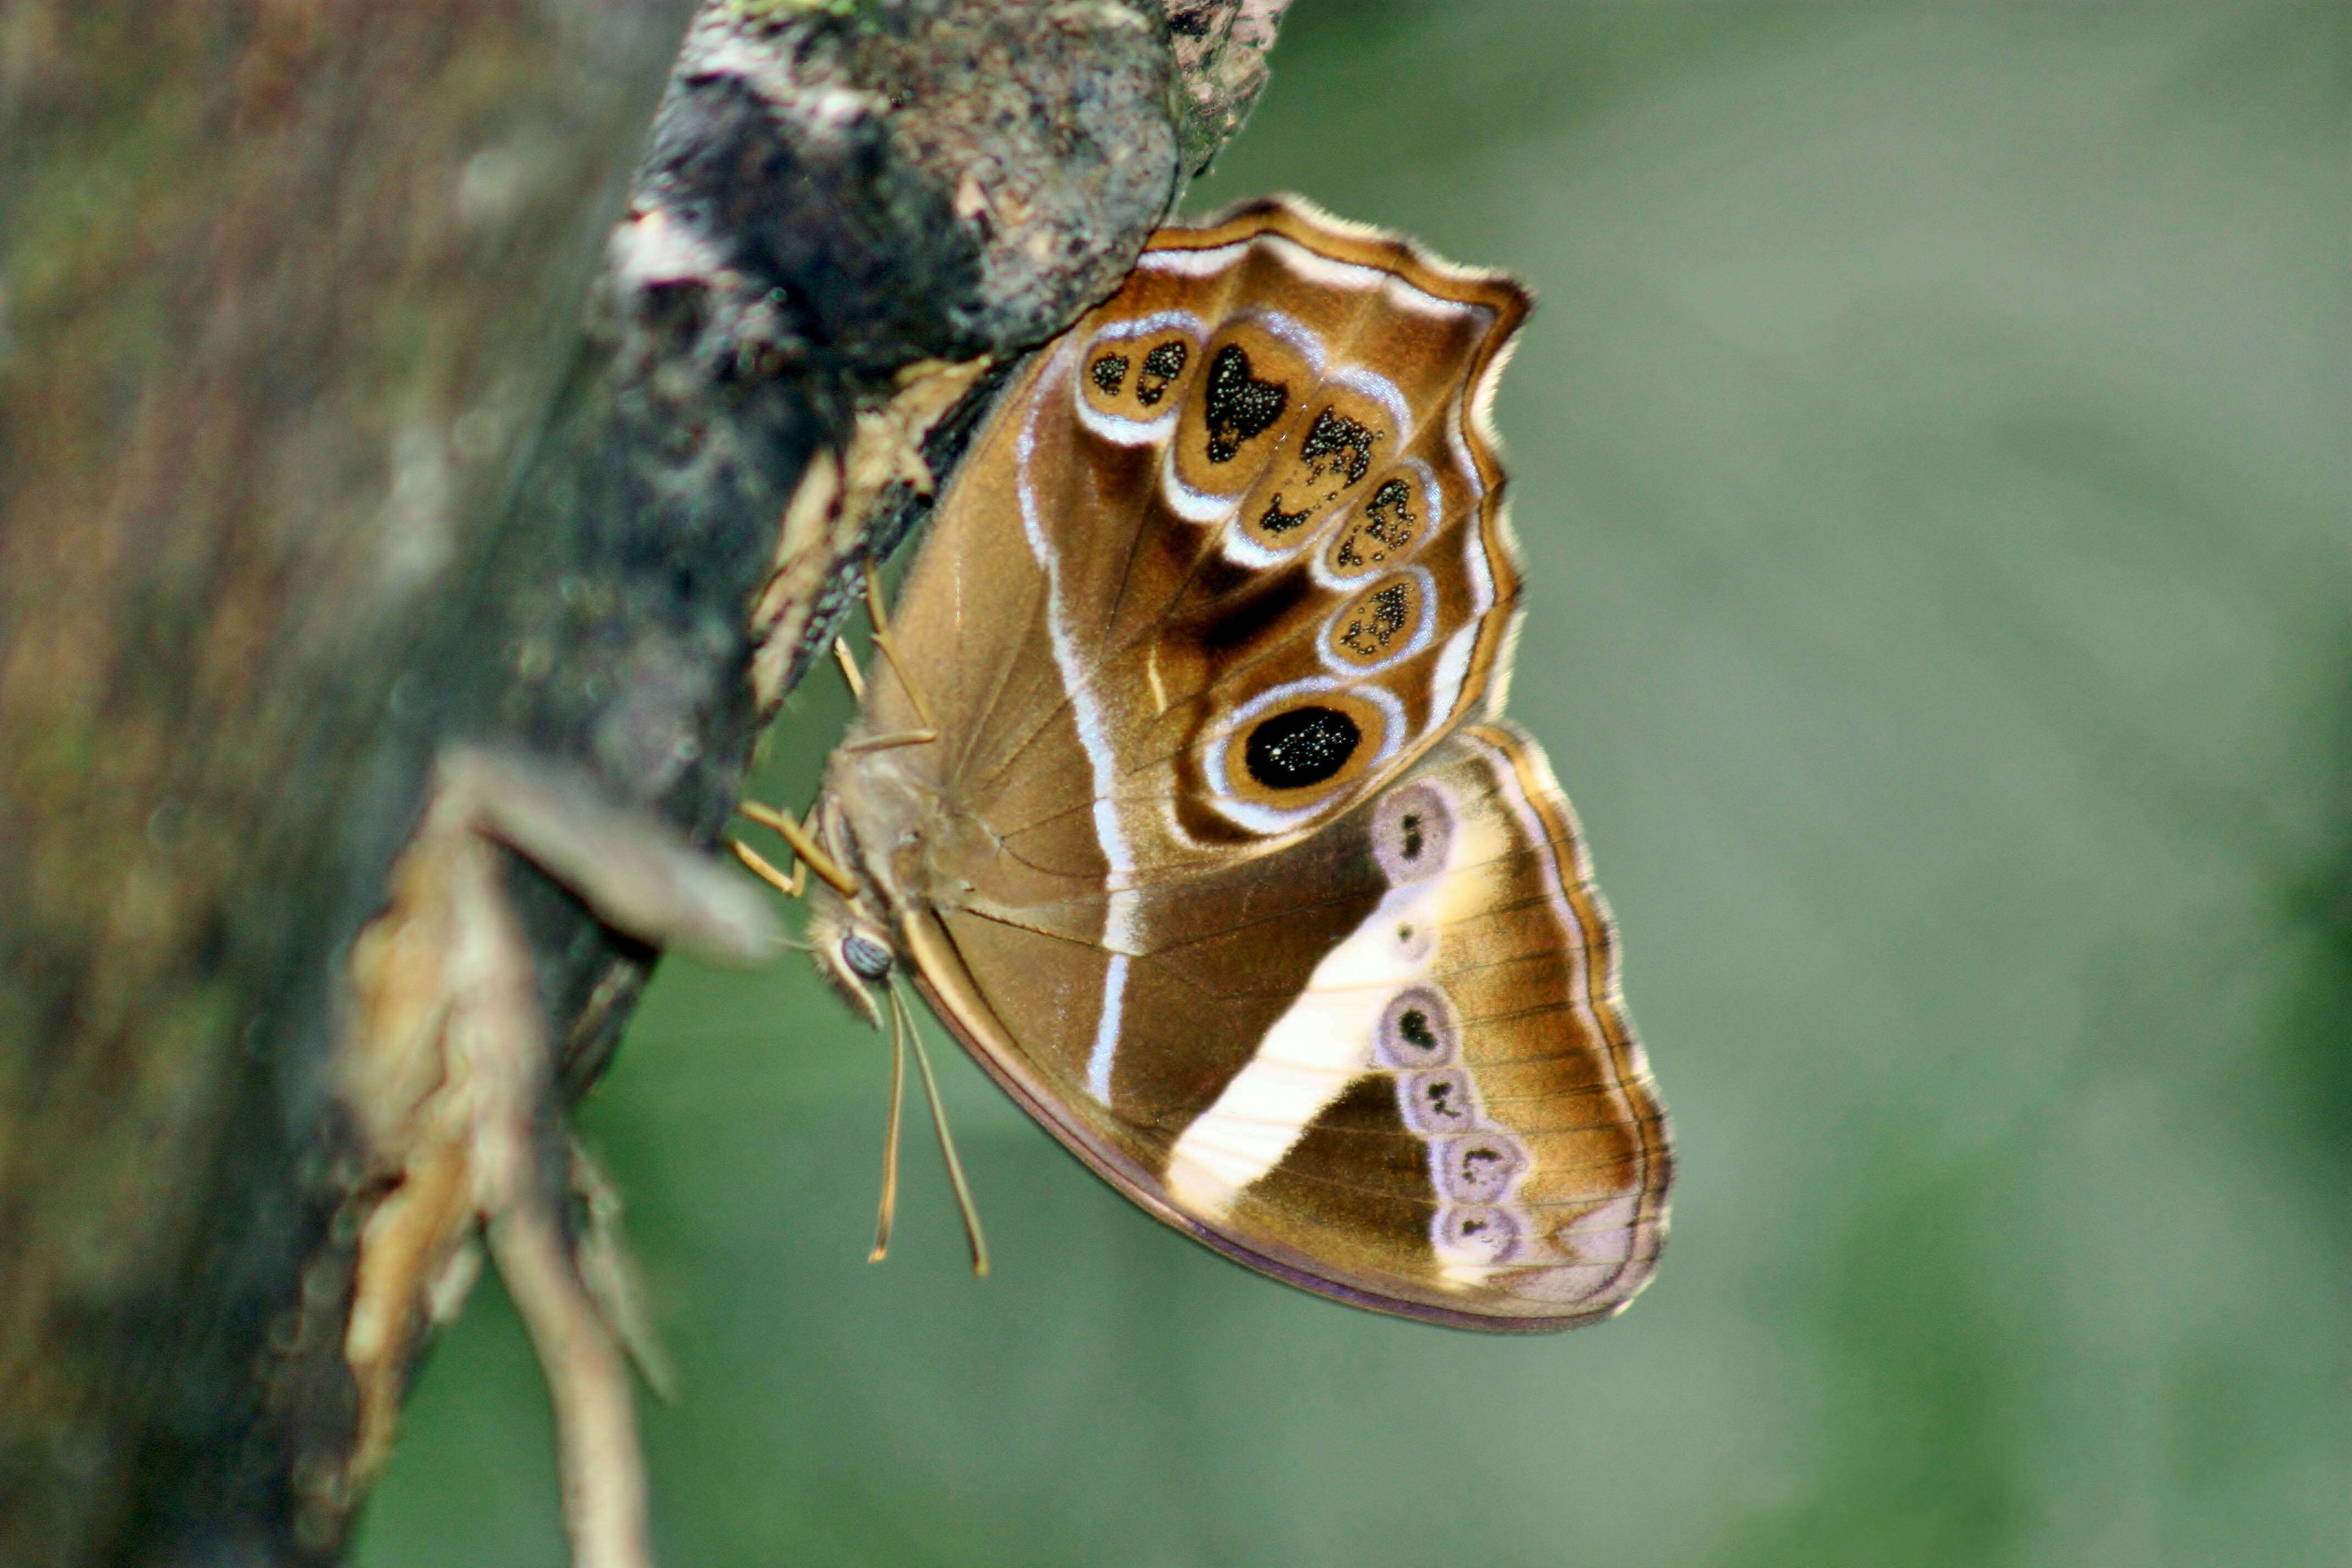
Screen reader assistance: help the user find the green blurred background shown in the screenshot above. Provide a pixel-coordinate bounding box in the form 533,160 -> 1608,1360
354,4 -> 2349,1564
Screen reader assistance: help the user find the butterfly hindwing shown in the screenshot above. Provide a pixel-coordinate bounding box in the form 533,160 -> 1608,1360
901,722 -> 1670,1330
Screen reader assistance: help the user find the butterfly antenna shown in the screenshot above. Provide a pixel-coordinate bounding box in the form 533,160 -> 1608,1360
891,981 -> 990,1278
869,976 -> 910,1263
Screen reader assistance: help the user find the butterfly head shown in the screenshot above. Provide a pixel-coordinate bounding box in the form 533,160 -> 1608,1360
804,872 -> 899,1028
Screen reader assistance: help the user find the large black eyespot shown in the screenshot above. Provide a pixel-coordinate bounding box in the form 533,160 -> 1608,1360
1243,705 -> 1360,790
841,933 -> 893,980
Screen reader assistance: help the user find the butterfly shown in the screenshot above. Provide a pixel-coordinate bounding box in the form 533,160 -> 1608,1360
748,195 -> 1672,1331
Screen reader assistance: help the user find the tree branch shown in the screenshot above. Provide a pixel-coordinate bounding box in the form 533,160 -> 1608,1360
0,2 -> 1289,1563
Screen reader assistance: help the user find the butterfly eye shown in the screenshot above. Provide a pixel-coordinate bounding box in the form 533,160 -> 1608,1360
841,932 -> 893,981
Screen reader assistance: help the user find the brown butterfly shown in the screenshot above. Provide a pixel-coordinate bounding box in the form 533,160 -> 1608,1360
749,196 -> 1671,1331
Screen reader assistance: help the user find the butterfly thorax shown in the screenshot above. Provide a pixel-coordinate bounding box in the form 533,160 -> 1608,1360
804,740 -> 980,1009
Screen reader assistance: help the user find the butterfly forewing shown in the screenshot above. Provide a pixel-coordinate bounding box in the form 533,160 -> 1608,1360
856,198 -> 1528,891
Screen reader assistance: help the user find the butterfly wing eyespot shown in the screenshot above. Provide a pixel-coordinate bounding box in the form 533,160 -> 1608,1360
1137,340 -> 1190,404
1436,1204 -> 1523,1266
1374,986 -> 1458,1069
1441,1135 -> 1530,1205
1079,318 -> 1207,441
1240,705 -> 1359,789
1325,471 -> 1430,578
1321,571 -> 1432,673
1201,342 -> 1289,462
1400,1066 -> 1483,1134
1166,322 -> 1317,524
1204,682 -> 1399,831
1298,405 -> 1380,488
1370,779 -> 1453,882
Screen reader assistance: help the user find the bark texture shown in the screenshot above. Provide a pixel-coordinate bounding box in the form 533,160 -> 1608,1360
0,2 -> 1287,1564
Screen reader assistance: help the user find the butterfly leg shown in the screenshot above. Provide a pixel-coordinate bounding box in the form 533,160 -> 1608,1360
736,798 -> 857,896
730,836 -> 805,900
341,745 -> 783,1568
831,634 -> 868,703
843,559 -> 940,754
